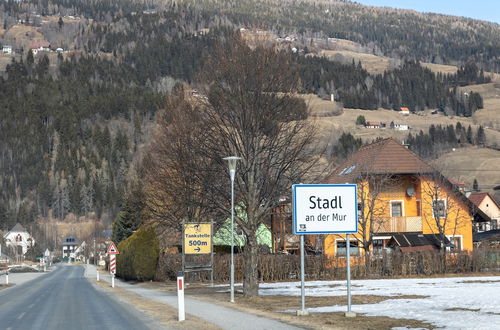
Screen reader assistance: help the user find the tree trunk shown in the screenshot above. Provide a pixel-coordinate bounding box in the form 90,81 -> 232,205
364,246 -> 371,275
243,233 -> 259,297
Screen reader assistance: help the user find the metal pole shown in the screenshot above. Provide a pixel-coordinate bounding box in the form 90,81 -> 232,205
347,234 -> 351,311
230,171 -> 235,303
345,234 -> 355,317
300,235 -> 306,313
211,219 -> 214,287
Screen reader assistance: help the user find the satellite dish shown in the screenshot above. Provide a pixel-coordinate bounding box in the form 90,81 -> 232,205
406,187 -> 415,197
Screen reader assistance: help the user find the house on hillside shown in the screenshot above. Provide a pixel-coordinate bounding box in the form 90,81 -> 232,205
390,121 -> 410,130
322,138 -> 488,256
2,45 -> 12,54
29,41 -> 50,55
365,121 -> 381,129
450,180 -> 466,193
3,223 -> 35,257
399,107 -> 410,115
468,192 -> 499,232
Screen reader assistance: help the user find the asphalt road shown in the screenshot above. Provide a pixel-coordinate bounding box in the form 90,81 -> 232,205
0,264 -> 161,330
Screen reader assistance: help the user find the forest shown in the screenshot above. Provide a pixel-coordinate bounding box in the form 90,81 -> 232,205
0,0 -> 498,243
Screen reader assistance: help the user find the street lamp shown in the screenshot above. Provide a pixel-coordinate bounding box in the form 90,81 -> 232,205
223,156 -> 241,303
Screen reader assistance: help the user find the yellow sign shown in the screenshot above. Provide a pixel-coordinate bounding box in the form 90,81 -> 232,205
184,223 -> 212,254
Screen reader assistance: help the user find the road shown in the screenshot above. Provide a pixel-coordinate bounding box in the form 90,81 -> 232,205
0,264 -> 162,330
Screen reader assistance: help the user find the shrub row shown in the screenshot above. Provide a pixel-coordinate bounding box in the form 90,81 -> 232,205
155,248 -> 500,282
116,227 -> 159,281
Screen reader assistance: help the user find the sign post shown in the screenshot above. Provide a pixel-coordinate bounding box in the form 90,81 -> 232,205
182,223 -> 214,286
293,184 -> 357,317
107,242 -> 119,288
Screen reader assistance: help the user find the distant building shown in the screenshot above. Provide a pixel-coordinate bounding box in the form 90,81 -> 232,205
2,45 -> 12,54
62,237 -> 78,259
3,223 -> 35,256
390,121 -> 410,130
399,107 -> 410,115
468,192 -> 500,232
29,41 -> 50,55
365,121 -> 380,128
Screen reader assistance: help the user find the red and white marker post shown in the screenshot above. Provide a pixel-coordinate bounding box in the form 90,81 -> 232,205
177,271 -> 185,321
107,242 -> 119,288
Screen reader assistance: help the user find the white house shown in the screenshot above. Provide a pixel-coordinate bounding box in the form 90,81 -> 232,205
29,41 -> 50,55
469,192 -> 500,232
2,45 -> 12,54
62,237 -> 78,259
390,121 -> 410,130
3,223 -> 35,256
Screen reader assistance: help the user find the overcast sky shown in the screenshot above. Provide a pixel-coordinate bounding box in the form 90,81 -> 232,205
354,0 -> 500,24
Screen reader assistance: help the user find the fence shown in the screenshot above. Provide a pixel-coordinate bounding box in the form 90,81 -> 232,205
155,248 -> 500,282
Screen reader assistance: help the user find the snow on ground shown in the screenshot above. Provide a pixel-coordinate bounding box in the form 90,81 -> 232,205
258,276 -> 500,329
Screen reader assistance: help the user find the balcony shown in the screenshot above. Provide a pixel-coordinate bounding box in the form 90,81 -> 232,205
374,216 -> 422,233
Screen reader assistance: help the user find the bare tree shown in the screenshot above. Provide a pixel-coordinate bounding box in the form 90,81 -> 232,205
355,171 -> 394,269
145,36 -> 323,297
419,171 -> 471,253
143,88 -> 224,237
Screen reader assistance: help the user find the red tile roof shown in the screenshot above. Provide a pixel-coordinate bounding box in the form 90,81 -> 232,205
326,138 -> 435,184
30,41 -> 50,49
468,192 -> 488,207
469,192 -> 500,209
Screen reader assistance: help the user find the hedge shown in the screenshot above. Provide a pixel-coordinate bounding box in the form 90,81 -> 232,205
116,227 -> 159,281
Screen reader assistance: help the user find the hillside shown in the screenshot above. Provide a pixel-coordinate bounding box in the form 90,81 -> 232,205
0,0 -> 499,246
433,147 -> 500,192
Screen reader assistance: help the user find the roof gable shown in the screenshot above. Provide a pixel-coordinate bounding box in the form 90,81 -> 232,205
326,138 -> 434,184
469,192 -> 500,210
10,223 -> 27,233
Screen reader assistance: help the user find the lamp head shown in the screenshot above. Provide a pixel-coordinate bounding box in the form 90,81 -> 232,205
223,156 -> 241,172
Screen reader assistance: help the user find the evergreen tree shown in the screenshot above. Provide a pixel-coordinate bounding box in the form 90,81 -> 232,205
356,115 -> 366,126
473,179 -> 479,192
476,126 -> 486,146
111,187 -> 144,244
466,125 -> 473,144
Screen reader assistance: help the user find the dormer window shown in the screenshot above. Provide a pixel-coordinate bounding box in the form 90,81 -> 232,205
339,165 -> 356,175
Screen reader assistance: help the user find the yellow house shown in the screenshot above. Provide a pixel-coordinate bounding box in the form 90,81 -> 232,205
323,139 -> 488,258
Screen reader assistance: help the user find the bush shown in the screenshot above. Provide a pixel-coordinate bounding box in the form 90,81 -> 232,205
116,227 -> 159,281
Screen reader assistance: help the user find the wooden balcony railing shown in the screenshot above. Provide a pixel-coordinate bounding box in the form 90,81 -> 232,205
374,216 -> 422,233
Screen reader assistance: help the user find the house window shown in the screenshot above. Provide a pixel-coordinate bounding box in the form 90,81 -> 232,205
390,201 -> 403,217
336,240 -> 360,256
416,200 -> 421,216
448,236 -> 462,252
433,199 -> 447,218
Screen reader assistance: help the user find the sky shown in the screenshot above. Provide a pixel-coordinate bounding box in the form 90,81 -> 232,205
354,0 -> 500,24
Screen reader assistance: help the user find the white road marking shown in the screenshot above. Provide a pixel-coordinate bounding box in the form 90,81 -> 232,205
17,312 -> 25,319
